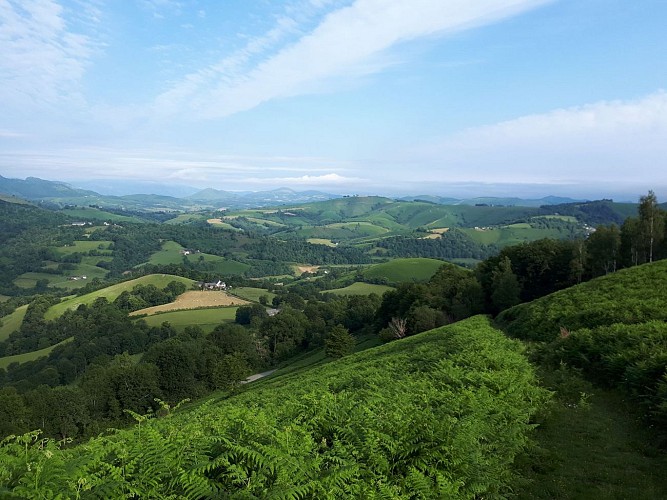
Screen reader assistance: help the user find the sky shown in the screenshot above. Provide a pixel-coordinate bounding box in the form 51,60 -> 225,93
1,0 -> 666,200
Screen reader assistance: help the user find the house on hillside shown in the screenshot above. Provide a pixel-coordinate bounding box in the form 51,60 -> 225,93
198,280 -> 228,290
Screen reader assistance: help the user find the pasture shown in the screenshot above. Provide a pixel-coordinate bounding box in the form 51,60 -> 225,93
0,305 -> 28,341
60,207 -> 144,223
231,287 -> 276,303
13,263 -> 109,290
323,282 -> 393,296
362,258 -> 444,283
206,218 -> 239,230
147,241 -> 250,274
53,240 -> 113,256
137,307 -> 238,333
306,238 -> 337,247
0,337 -> 73,370
44,274 -> 195,320
130,291 -> 249,316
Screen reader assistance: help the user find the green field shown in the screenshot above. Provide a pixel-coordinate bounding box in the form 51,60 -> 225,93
60,207 -> 144,223
45,274 -> 195,320
206,219 -> 239,230
306,238 -> 337,247
0,305 -> 28,341
0,337 -> 73,370
137,307 -> 238,333
230,287 -> 276,303
53,240 -> 113,256
13,262 -> 109,290
164,213 -> 207,225
0,295 -> 9,302
362,257 -> 445,283
461,226 -> 567,247
323,282 -> 394,296
147,241 -> 250,274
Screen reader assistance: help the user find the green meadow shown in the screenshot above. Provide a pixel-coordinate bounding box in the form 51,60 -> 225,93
323,282 -> 394,296
44,274 -> 195,320
362,257 -> 445,283
230,287 -> 277,303
137,307 -> 238,333
0,305 -> 28,341
0,337 -> 73,370
147,241 -> 250,274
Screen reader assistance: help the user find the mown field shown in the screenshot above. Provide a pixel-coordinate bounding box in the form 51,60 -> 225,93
130,291 -> 249,316
44,274 -> 195,320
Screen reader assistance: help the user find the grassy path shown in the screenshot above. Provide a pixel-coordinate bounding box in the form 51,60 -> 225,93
518,382 -> 667,499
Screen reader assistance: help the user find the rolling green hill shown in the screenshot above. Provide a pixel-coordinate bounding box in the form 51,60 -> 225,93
0,316 -> 548,497
496,260 -> 667,446
497,259 -> 667,342
0,305 -> 28,341
323,282 -> 394,296
362,257 -> 445,283
44,274 -> 195,320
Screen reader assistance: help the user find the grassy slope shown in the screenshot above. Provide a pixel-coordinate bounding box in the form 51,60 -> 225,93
363,257 -> 444,283
45,274 -> 195,320
323,282 -> 394,296
60,207 -> 144,223
0,305 -> 28,341
0,337 -> 73,369
137,307 -> 238,333
495,260 -> 667,498
518,387 -> 667,499
230,287 -> 277,303
497,259 -> 667,341
2,316 -> 547,498
147,241 -> 250,274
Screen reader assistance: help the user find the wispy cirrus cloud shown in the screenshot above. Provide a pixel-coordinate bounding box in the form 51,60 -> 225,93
0,0 -> 98,110
407,91 -> 667,187
153,0 -> 553,120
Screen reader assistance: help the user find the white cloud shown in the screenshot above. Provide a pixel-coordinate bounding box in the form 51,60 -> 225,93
0,146 -> 352,188
243,173 -> 365,186
409,91 -> 667,186
153,0 -> 552,120
0,0 -> 97,109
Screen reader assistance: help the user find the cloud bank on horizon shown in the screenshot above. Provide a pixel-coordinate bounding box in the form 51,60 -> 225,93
0,0 -> 665,198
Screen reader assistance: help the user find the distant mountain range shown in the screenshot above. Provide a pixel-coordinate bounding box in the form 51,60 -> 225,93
1,174 -> 588,211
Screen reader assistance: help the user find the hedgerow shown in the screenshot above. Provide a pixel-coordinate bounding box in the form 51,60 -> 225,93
0,316 -> 548,499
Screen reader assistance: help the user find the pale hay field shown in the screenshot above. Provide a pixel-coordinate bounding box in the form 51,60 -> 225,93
130,291 -> 249,316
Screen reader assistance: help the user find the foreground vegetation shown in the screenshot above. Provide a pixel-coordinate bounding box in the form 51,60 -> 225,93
0,316 -> 549,498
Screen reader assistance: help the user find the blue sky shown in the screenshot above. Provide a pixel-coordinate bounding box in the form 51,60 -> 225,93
1,0 -> 666,199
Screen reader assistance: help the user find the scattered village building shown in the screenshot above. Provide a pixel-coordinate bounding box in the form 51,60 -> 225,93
198,280 -> 228,290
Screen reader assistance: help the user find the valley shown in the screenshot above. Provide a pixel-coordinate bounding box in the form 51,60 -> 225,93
0,184 -> 666,498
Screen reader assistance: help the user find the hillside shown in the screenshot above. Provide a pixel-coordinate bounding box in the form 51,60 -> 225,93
44,274 -> 195,320
497,260 -> 667,441
0,316 -> 549,498
497,259 -> 667,342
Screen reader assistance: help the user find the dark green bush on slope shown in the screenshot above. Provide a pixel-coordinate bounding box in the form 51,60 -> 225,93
0,316 -> 548,499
